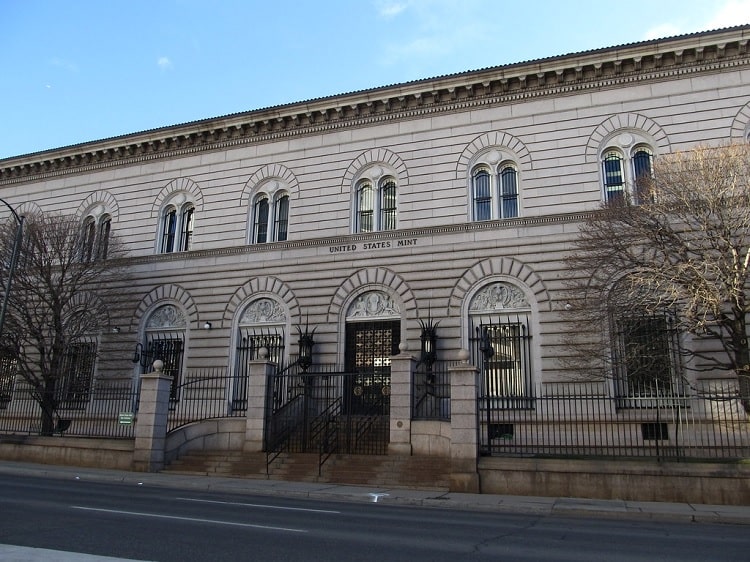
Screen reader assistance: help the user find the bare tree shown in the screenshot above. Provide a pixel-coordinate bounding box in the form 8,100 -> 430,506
0,211 -> 129,434
565,143 -> 750,412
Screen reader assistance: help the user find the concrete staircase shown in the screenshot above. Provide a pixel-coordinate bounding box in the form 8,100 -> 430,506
164,450 -> 451,491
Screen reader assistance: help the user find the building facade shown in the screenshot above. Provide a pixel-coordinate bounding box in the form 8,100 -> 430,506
1,26 -> 750,467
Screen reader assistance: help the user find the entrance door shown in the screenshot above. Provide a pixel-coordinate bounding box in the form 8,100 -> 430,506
344,320 -> 400,416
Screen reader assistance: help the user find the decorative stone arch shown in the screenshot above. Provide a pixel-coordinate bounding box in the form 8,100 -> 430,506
448,257 -> 552,317
585,113 -> 670,164
222,276 -> 300,329
130,284 -> 199,332
456,131 -> 532,178
328,267 -> 417,325
150,177 -> 204,217
16,202 -> 42,217
340,148 -> 409,195
730,101 -> 750,142
240,163 -> 300,207
76,190 -> 120,221
67,291 -> 112,330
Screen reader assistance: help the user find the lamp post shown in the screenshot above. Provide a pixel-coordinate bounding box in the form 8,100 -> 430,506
0,199 -> 24,341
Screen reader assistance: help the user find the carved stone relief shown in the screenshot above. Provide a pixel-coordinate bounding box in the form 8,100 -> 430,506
469,282 -> 529,312
347,291 -> 400,319
146,304 -> 187,329
239,298 -> 286,324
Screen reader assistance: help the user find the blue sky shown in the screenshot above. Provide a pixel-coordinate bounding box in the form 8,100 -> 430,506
1,0 -> 748,159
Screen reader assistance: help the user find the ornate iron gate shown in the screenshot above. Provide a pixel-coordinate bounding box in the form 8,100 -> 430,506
265,320 -> 398,459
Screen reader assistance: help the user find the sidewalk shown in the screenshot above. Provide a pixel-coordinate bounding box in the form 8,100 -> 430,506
1,460 -> 749,526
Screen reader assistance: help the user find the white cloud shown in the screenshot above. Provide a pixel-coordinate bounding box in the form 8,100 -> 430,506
706,0 -> 750,28
643,0 -> 750,41
157,56 -> 173,70
376,0 -> 408,18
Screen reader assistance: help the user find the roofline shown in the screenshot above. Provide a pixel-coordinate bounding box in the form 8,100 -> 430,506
2,24 -> 749,170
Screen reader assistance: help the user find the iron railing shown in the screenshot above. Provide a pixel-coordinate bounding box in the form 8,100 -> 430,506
167,368 -> 246,433
0,380 -> 138,439
265,362 -> 391,473
412,360 -> 450,420
480,380 -> 750,460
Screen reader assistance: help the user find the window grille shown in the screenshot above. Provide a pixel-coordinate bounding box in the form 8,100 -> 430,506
603,151 -> 625,203
57,340 -> 96,408
473,169 -> 492,221
274,194 -> 289,241
611,311 -> 682,402
500,166 -> 518,218
144,332 -> 184,400
470,315 -> 533,406
0,353 -> 16,407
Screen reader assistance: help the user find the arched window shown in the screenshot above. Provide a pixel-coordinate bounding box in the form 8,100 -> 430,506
161,207 -> 177,253
250,185 -> 290,244
380,179 -> 397,231
180,205 -> 194,251
141,304 -> 186,400
352,169 -> 398,233
471,162 -> 519,221
468,281 -> 533,403
274,193 -> 289,242
600,140 -> 655,205
356,181 -> 375,232
81,217 -> 96,262
232,298 -> 287,410
79,211 -> 112,262
253,196 -> 270,243
602,150 -> 625,203
97,215 -> 111,260
159,195 -> 195,253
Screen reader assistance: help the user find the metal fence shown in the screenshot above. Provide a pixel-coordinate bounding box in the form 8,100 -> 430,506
167,368 -> 247,433
0,381 -> 138,439
480,380 -> 750,460
412,360 -> 450,420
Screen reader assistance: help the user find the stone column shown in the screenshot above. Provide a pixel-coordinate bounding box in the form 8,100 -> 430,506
133,360 -> 172,472
389,352 -> 416,455
243,357 -> 274,452
448,351 -> 480,492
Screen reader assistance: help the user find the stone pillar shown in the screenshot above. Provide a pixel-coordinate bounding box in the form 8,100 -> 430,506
243,358 -> 274,452
133,360 -> 172,472
389,352 -> 416,455
448,351 -> 480,492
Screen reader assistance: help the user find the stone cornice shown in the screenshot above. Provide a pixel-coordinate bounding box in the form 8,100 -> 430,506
2,26 -> 748,184
120,211 -> 592,268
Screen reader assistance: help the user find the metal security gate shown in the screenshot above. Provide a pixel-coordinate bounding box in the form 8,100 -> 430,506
265,321 -> 398,460
470,315 -> 534,454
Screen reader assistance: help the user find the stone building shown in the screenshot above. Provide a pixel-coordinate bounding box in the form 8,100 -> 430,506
1,25 -> 749,495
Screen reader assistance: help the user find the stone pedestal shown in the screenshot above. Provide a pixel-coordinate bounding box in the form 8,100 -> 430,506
244,359 -> 274,452
389,353 -> 416,455
448,357 -> 480,492
133,362 -> 172,472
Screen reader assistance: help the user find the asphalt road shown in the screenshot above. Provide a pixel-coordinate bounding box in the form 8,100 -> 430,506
0,473 -> 748,561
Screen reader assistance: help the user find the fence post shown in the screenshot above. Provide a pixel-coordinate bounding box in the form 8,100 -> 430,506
448,350 -> 480,492
389,351 -> 416,455
243,355 -> 274,452
133,360 -> 172,472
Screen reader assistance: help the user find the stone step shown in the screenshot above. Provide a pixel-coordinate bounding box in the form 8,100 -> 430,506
164,450 -> 452,490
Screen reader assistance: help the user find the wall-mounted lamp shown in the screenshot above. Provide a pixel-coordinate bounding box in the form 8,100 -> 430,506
297,323 -> 316,371
111,327 -> 120,334
203,321 -> 212,330
418,317 -> 439,369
